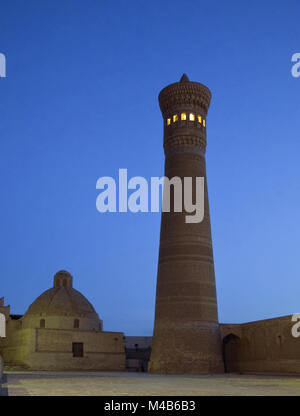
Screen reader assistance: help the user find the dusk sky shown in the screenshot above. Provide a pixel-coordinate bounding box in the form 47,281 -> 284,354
0,0 -> 299,335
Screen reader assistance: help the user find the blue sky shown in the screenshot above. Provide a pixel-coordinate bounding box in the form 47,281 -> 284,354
0,0 -> 299,335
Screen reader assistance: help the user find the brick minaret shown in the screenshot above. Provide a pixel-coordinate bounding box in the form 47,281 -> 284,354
149,74 -> 224,374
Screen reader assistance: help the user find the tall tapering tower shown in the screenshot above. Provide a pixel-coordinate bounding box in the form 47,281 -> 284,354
149,74 -> 224,374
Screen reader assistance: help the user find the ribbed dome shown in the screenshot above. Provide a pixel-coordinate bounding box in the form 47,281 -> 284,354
21,271 -> 102,331
24,287 -> 98,318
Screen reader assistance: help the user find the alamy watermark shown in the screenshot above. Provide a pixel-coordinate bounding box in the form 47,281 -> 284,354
0,53 -> 6,78
291,313 -> 300,338
96,169 -> 204,223
291,53 -> 300,78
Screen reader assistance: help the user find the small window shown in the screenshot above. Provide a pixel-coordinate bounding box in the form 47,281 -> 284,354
72,342 -> 84,357
63,279 -> 67,287
74,319 -> 80,329
40,319 -> 45,328
181,112 -> 187,121
173,114 -> 178,123
197,115 -> 202,124
203,119 -> 206,127
189,113 -> 195,121
167,118 -> 171,125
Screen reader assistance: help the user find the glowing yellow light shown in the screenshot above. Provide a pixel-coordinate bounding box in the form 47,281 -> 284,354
181,112 -> 187,120
203,119 -> 206,127
189,113 -> 195,121
167,118 -> 171,125
173,114 -> 178,123
197,115 -> 202,124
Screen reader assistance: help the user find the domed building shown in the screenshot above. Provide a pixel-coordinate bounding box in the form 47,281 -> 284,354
22,270 -> 103,332
0,271 -> 125,371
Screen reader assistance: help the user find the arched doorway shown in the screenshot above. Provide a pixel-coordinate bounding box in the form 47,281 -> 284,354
223,333 -> 241,373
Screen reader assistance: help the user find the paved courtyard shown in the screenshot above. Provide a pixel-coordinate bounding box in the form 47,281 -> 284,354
1,371 -> 300,396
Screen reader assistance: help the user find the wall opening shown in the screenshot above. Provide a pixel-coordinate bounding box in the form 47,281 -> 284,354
72,342 -> 84,357
223,333 -> 241,373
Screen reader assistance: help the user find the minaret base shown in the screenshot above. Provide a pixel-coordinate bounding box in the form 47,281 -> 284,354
149,322 -> 224,374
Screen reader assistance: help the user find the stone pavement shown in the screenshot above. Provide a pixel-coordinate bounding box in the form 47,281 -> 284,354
1,371 -> 300,396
